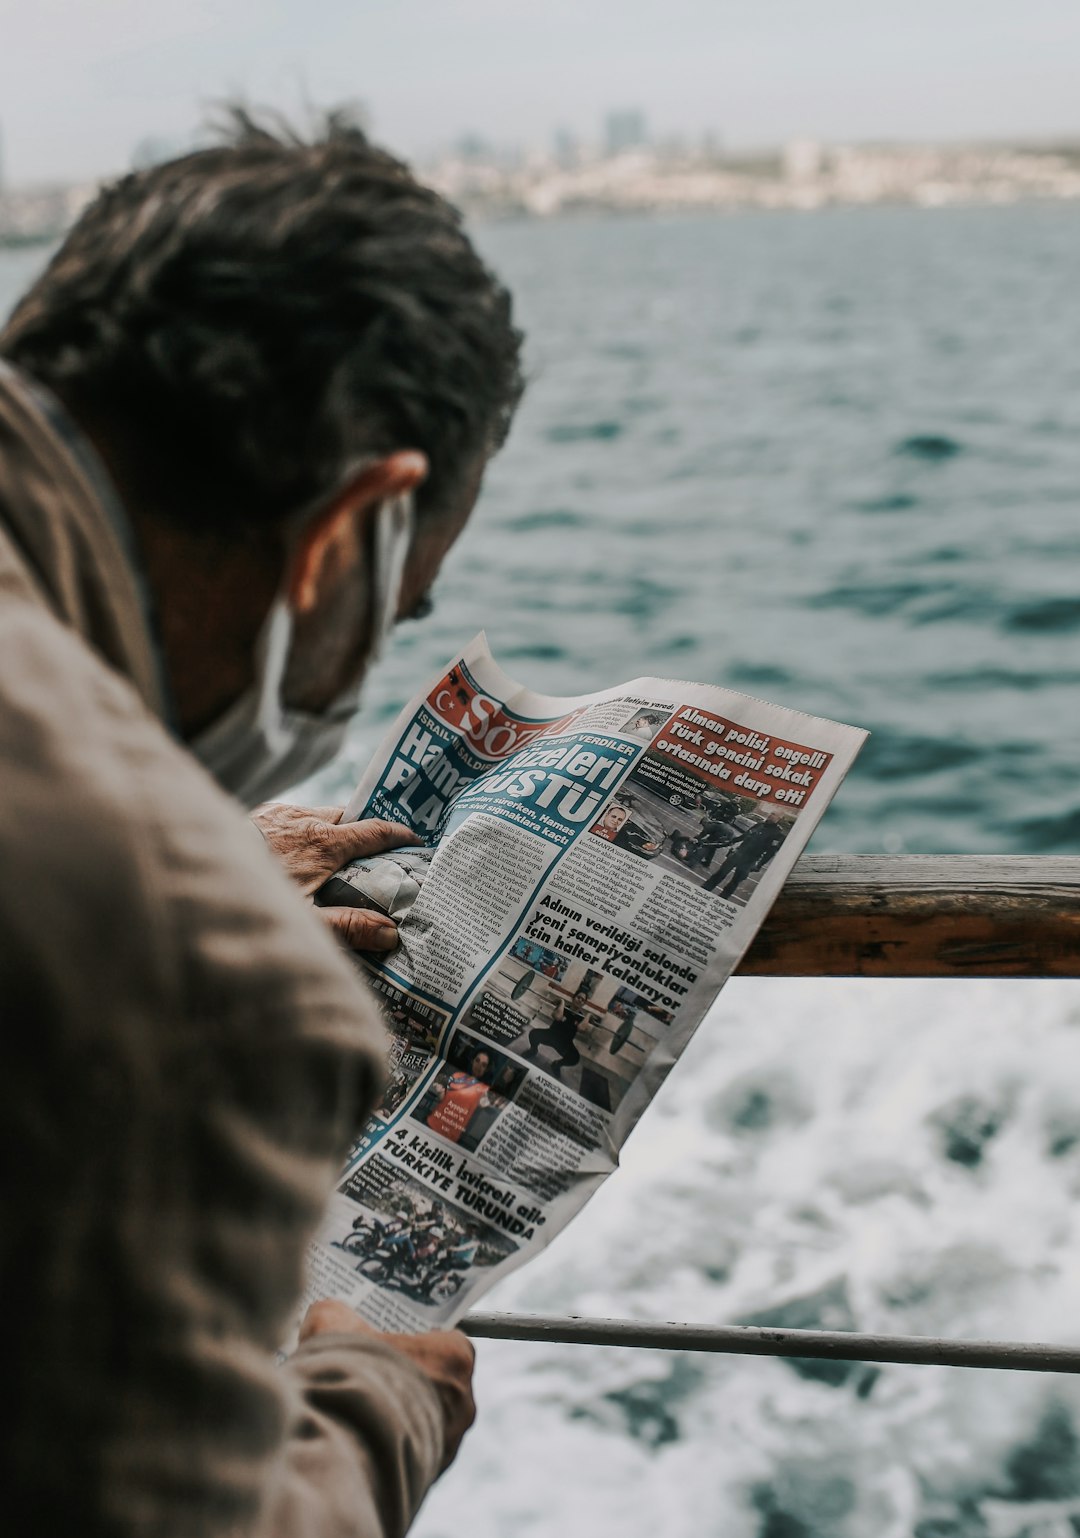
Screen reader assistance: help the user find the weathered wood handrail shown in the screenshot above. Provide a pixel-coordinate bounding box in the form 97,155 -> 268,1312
737,855 -> 1080,978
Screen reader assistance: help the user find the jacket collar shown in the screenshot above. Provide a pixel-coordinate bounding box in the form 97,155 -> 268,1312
0,361 -> 172,723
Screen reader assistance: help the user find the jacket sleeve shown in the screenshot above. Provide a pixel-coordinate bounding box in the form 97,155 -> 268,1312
0,593 -> 453,1538
260,1336 -> 445,1538
139,788 -> 452,1538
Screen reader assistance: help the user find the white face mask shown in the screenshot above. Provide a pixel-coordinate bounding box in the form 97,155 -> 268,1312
192,493 -> 414,807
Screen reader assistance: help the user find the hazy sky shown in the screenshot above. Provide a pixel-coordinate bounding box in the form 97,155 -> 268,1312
2,0 -> 1079,184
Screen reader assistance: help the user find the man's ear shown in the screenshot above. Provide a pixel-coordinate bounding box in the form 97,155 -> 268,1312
287,450 -> 428,615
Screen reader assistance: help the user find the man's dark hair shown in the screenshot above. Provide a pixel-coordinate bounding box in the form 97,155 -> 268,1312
0,109 -> 524,532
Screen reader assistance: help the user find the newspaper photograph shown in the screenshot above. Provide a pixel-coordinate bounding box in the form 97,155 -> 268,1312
303,633 -> 867,1333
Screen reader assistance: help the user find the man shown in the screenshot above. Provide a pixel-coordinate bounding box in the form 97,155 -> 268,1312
591,803 -> 630,842
701,809 -> 788,898
591,802 -> 661,857
445,1225 -> 481,1272
689,810 -> 741,872
523,988 -> 593,1078
426,1050 -> 498,1145
0,112 -> 522,1536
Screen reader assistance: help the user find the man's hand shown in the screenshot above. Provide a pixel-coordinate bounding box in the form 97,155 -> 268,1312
299,1300 -> 477,1471
252,802 -> 420,953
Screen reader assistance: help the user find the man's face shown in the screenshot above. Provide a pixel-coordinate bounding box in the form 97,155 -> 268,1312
397,459 -> 485,626
601,806 -> 628,833
283,455 -> 485,713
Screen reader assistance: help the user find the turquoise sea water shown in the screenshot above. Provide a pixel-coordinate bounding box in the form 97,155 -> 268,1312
5,205 -> 1080,1536
5,207 -> 1079,855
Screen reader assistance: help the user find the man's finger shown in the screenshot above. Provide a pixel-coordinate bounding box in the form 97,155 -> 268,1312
300,1299 -> 382,1344
328,818 -> 422,861
253,802 -> 345,824
319,906 -> 400,953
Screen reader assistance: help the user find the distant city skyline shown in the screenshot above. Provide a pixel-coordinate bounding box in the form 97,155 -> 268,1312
1,0 -> 1079,186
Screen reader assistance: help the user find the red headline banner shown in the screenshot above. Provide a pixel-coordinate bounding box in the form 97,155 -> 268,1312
648,705 -> 833,808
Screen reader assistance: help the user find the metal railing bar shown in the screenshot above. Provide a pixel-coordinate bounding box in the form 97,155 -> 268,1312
462,1312 -> 1080,1374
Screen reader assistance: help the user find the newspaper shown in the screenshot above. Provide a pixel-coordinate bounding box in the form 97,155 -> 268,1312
303,633 -> 867,1332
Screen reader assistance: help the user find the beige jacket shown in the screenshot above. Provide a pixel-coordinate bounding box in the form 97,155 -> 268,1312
0,364 -> 444,1537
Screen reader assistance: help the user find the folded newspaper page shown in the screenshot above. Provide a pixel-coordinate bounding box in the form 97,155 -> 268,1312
303,634 -> 866,1332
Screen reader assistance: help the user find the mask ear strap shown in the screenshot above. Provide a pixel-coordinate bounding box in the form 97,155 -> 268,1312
369,493 -> 415,658
252,597 -> 297,754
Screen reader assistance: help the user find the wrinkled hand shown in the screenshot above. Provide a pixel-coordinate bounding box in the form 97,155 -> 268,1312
299,1300 -> 476,1471
252,802 -> 420,953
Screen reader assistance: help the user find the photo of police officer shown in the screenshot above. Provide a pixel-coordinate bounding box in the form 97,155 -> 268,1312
592,753 -> 796,902
700,805 -> 791,902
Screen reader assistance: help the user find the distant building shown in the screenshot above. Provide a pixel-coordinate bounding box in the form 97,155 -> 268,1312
783,138 -> 825,182
552,127 -> 580,168
455,133 -> 493,164
604,109 -> 648,158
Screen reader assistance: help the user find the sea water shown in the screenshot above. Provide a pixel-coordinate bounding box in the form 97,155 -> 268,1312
4,203 -> 1080,1535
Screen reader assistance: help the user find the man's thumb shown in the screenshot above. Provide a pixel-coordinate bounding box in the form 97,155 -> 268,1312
329,818 -> 421,862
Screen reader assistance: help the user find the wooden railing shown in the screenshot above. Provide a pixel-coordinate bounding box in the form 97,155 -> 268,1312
738,854 -> 1080,977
